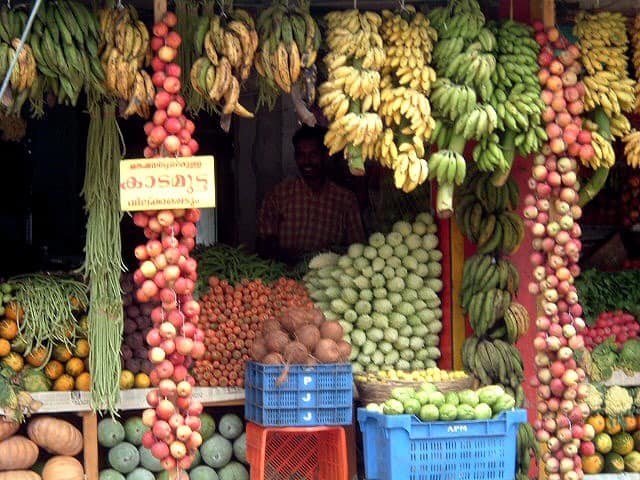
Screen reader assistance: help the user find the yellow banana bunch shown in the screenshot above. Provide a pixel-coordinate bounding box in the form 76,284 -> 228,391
374,7 -> 437,193
574,12 -> 636,133
631,14 -> 640,114
191,9 -> 258,119
319,9 -> 386,175
98,6 -> 153,118
254,0 -> 320,110
623,130 -> 640,168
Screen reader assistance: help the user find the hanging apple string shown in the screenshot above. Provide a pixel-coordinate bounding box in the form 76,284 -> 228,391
133,11 -> 206,480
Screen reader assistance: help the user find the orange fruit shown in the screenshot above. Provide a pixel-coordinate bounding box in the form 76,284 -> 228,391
120,370 -> 135,390
25,346 -> 49,367
65,357 -> 85,377
588,414 -> 606,434
73,339 -> 89,358
52,374 -> 75,391
0,338 -> 10,357
624,416 -> 637,432
134,372 -> 150,389
1,352 -> 24,372
53,344 -> 73,363
4,302 -> 24,322
75,372 -> 90,391
0,320 -> 18,340
606,417 -> 623,435
44,360 -> 64,381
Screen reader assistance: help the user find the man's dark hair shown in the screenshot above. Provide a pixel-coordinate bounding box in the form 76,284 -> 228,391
292,125 -> 327,150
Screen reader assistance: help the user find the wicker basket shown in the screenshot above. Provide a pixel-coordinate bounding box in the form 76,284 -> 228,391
354,375 -> 475,404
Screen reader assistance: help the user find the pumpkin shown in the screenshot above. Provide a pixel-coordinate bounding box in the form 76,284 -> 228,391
27,416 -> 83,456
0,470 -> 41,480
0,419 -> 19,441
612,432 -> 634,455
582,454 -> 604,474
42,456 -> 83,480
0,435 -> 39,470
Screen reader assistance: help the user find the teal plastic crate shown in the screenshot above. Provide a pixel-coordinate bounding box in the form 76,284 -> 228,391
245,361 -> 353,426
357,408 -> 527,480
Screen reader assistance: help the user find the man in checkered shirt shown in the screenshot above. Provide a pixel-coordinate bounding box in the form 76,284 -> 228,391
257,126 -> 365,264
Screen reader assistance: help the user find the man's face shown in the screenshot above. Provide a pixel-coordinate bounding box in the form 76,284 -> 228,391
295,138 -> 326,180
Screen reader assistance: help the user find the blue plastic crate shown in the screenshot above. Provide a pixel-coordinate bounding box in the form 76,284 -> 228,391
244,361 -> 353,427
357,408 -> 527,480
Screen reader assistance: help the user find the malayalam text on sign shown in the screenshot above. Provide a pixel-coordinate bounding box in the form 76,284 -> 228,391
119,156 -> 215,211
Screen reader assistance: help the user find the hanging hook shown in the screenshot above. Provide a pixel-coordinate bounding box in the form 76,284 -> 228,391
353,0 -> 357,10
6,0 -> 10,9
218,0 -> 227,18
116,0 -> 123,10
399,0 -> 407,12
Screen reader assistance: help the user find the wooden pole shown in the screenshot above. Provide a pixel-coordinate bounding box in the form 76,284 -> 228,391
81,412 -> 99,480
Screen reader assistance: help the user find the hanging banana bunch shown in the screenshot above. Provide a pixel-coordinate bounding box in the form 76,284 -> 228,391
624,14 -> 640,168
376,6 -> 437,193
29,0 -> 105,107
319,9 -> 386,175
254,0 -> 320,116
0,4 -> 42,117
97,5 -> 154,118
191,7 -> 258,121
478,20 -> 546,185
574,12 -> 636,168
427,0 -> 497,217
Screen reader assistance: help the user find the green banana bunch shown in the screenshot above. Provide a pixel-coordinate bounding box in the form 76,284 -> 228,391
253,0 -> 320,111
29,0 -> 104,107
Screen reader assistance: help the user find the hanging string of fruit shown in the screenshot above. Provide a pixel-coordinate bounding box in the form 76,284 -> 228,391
0,4 -> 40,117
137,11 -> 206,478
375,5 -> 436,193
254,0 -> 320,122
29,0 -> 105,106
427,0 -> 497,217
529,22 -> 590,480
97,4 -> 155,118
319,9 -> 385,176
478,20 -> 546,185
190,5 -> 258,128
623,14 -> 640,168
574,12 -> 635,187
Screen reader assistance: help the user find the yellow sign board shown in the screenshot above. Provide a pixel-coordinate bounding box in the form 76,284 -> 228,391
119,156 -> 215,211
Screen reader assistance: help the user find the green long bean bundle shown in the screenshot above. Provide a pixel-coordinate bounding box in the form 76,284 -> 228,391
8,274 -> 88,353
82,95 -> 124,413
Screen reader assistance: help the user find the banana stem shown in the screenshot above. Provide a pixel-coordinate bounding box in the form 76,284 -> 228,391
578,108 -> 611,207
347,99 -> 364,175
491,130 -> 516,187
436,181 -> 454,218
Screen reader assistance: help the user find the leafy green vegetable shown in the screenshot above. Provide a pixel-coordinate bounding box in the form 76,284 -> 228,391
576,269 -> 640,325
588,336 -> 619,382
619,339 -> 640,374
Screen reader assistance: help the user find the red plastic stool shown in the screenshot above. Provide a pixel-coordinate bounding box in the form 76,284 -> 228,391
246,422 -> 348,480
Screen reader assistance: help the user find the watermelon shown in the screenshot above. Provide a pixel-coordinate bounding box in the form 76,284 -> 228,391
201,434 -> 233,468
98,419 -> 126,448
612,432 -> 634,456
124,417 -> 148,446
100,469 -> 125,480
218,414 -> 244,440
190,465 -> 219,480
218,461 -> 249,480
233,433 -> 247,464
126,468 -> 154,480
138,446 -> 162,472
109,442 -> 140,473
200,413 -> 216,441
604,452 -> 625,473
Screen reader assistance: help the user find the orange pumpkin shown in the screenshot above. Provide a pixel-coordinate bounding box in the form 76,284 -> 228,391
27,417 -> 83,456
606,417 -> 623,435
25,347 -> 49,368
0,436 -> 39,470
52,374 -> 75,392
624,416 -> 638,432
74,372 -> 90,391
53,345 -> 72,363
64,358 -> 84,377
4,302 -> 24,322
42,456 -> 83,480
0,471 -> 41,480
0,338 -> 10,357
0,320 -> 18,340
582,453 -> 604,474
0,419 -> 19,441
43,361 -> 64,381
588,415 -> 606,434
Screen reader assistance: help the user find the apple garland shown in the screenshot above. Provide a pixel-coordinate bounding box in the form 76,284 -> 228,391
527,23 -> 591,480
133,11 -> 206,480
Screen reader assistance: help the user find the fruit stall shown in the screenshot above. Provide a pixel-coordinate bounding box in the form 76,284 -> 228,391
2,0 -> 640,479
